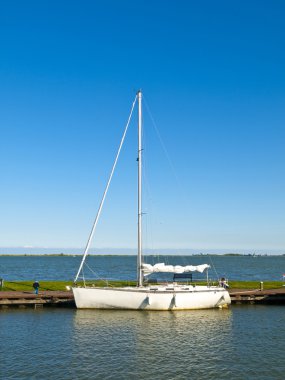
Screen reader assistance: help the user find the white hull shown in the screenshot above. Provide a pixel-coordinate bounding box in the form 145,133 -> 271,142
72,285 -> 231,310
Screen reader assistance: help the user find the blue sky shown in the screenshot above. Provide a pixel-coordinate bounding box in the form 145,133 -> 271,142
0,1 -> 284,253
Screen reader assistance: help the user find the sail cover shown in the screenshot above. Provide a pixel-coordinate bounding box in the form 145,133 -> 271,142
142,263 -> 210,275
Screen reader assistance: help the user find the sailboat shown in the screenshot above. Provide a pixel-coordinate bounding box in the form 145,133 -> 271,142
72,91 -> 231,310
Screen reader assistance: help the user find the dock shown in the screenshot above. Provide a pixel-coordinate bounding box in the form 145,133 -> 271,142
1,288 -> 285,309
0,291 -> 75,309
229,288 -> 285,304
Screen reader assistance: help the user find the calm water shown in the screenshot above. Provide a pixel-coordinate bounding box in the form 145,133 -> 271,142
0,254 -> 285,282
0,306 -> 285,380
0,255 -> 285,379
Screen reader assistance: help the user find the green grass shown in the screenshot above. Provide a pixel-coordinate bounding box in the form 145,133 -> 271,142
0,280 -> 284,292
1,281 -> 75,292
0,280 -> 137,292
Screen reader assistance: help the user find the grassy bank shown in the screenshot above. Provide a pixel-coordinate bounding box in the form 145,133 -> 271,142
0,280 -> 284,292
228,281 -> 285,289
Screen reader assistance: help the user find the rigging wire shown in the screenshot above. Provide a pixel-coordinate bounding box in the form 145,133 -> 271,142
141,97 -> 162,266
74,94 -> 138,283
83,260 -> 110,286
82,264 -> 86,287
143,96 -> 185,263
143,95 -> 183,191
141,123 -> 156,266
207,254 -> 221,281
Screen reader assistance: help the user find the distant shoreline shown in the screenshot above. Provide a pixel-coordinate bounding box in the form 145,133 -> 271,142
0,253 -> 284,257
1,247 -> 284,256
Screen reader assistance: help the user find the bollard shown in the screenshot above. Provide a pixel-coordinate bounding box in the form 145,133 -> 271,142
260,281 -> 263,291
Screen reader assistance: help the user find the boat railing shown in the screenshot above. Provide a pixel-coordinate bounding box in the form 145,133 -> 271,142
173,273 -> 193,283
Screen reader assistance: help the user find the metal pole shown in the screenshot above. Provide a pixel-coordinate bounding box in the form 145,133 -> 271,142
137,90 -> 143,287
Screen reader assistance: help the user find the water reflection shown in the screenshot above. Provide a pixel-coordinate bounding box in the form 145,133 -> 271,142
72,309 -> 233,379
1,307 -> 285,380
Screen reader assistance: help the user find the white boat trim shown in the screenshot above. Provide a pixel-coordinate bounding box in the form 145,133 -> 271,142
73,285 -> 231,310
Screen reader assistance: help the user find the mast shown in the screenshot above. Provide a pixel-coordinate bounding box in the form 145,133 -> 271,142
137,90 -> 143,287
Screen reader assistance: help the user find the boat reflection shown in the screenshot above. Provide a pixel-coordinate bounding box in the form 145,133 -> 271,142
73,308 -> 232,332
72,309 -> 233,379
